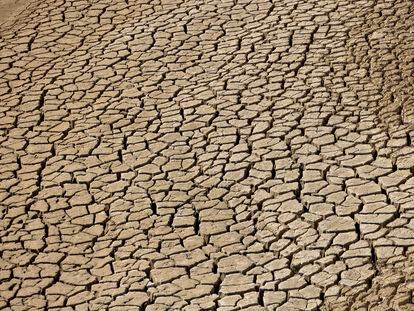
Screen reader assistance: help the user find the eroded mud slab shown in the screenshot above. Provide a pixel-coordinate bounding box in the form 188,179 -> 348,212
0,0 -> 413,310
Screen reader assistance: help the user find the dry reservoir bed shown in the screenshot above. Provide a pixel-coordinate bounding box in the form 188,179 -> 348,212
0,0 -> 414,310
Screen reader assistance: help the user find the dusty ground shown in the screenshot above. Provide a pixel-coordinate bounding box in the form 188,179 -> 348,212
0,0 -> 414,310
0,0 -> 27,25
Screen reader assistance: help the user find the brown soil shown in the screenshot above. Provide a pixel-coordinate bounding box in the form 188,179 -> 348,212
0,0 -> 413,310
0,0 -> 26,25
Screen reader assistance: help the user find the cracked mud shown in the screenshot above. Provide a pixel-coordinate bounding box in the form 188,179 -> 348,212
0,0 -> 414,310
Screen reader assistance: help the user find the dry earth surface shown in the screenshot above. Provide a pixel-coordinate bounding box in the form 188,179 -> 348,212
0,0 -> 27,25
0,0 -> 414,310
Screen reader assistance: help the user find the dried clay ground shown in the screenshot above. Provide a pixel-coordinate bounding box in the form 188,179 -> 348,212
0,0 -> 414,310
0,1 -> 26,26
